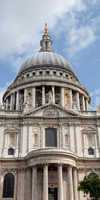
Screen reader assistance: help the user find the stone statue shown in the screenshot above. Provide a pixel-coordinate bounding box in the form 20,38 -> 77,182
23,90 -> 32,113
48,90 -> 53,103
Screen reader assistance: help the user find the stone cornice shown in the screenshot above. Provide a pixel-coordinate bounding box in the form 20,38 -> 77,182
0,115 -> 99,126
0,150 -> 100,169
3,76 -> 90,100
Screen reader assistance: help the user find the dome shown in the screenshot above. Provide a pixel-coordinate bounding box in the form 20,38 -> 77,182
18,24 -> 76,78
3,24 -> 90,111
19,51 -> 74,75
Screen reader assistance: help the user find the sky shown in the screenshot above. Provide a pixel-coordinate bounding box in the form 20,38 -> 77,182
0,0 -> 100,108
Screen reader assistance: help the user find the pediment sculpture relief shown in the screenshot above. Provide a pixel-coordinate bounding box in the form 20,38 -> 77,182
43,106 -> 59,118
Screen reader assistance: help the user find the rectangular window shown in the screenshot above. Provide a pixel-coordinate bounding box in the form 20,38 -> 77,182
45,128 -> 57,147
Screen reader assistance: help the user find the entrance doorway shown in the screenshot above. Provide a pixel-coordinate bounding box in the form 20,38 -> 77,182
48,187 -> 58,200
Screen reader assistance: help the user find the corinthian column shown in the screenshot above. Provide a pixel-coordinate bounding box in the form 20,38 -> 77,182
43,164 -> 48,200
69,90 -> 73,109
52,86 -> 55,104
32,166 -> 37,200
76,92 -> 80,110
6,98 -> 9,110
24,89 -> 27,104
86,99 -> 89,111
32,87 -> 36,108
58,164 -> 63,200
68,166 -> 74,200
61,88 -> 64,107
82,96 -> 85,111
42,86 -> 45,105
73,168 -> 79,200
16,91 -> 19,110
24,168 -> 32,200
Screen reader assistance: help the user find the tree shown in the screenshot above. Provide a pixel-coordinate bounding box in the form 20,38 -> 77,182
78,172 -> 100,200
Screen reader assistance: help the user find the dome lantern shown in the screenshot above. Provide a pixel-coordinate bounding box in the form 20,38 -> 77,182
40,23 -> 53,52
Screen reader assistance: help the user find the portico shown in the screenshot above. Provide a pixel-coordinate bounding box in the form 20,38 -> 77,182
30,163 -> 79,200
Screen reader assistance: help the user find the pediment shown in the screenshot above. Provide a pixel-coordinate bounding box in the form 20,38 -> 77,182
4,127 -> 20,134
24,104 -> 80,118
81,126 -> 97,134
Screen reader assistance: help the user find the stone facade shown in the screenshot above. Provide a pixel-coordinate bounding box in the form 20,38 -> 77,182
0,25 -> 100,200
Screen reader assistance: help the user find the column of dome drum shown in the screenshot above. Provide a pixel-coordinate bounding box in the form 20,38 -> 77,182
4,86 -> 89,112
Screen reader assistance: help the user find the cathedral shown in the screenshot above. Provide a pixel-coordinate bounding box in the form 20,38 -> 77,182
0,24 -> 100,200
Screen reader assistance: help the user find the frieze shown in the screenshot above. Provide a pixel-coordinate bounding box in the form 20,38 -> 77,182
0,115 -> 99,127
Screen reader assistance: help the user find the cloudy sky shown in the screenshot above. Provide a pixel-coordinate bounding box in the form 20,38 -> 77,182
0,0 -> 100,107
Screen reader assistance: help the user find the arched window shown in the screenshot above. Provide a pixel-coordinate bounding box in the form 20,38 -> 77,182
8,147 -> 15,155
3,173 -> 15,198
88,147 -> 95,155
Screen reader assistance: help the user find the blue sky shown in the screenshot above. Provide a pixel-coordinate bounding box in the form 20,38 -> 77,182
0,0 -> 100,107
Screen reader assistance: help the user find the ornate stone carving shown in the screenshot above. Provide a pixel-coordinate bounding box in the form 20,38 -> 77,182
24,88 -> 32,113
81,126 -> 97,134
43,106 -> 59,118
48,90 -> 53,103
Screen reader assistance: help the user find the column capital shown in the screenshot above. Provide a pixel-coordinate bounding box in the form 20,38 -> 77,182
58,163 -> 63,167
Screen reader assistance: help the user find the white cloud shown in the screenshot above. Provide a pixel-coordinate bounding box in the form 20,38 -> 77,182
0,0 -> 85,61
68,26 -> 96,54
90,88 -> 100,110
0,0 -> 99,75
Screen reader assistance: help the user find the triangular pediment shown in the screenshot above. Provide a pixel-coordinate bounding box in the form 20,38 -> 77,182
24,104 -> 80,118
81,126 -> 97,134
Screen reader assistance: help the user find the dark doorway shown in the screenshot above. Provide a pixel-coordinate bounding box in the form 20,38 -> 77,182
48,187 -> 58,200
3,173 -> 15,198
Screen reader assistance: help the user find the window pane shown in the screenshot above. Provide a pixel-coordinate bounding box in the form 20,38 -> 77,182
88,147 -> 95,155
45,128 -> 57,147
8,148 -> 15,155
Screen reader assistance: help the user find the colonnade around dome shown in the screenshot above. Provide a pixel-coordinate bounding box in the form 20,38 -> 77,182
4,85 -> 89,113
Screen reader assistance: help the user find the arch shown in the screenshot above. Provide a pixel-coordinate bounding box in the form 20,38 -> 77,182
88,171 -> 98,179
3,173 -> 15,198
